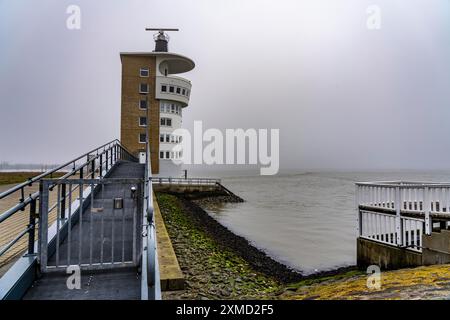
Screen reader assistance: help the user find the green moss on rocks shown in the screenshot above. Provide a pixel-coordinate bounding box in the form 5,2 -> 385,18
157,193 -> 280,299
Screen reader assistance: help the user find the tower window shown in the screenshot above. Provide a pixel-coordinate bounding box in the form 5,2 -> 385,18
160,134 -> 164,142
160,151 -> 164,159
161,85 -> 167,92
176,87 -> 181,94
140,68 -> 149,77
139,117 -> 147,127
165,134 -> 170,143
169,86 -> 174,93
182,89 -> 186,95
139,83 -> 149,94
166,151 -> 170,159
160,117 -> 172,127
139,133 -> 146,144
139,99 -> 147,109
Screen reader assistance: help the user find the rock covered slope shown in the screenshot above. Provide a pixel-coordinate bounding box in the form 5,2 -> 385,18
157,192 -> 450,300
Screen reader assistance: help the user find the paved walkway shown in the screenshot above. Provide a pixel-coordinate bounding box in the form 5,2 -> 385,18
24,161 -> 144,300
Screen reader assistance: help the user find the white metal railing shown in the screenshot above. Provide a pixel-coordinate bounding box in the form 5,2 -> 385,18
153,177 -> 220,186
356,181 -> 450,252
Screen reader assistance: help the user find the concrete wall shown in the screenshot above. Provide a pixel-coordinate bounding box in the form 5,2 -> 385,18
422,230 -> 450,265
153,184 -> 220,194
357,238 -> 422,270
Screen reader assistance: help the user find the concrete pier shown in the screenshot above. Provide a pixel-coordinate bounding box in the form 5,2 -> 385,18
357,229 -> 450,270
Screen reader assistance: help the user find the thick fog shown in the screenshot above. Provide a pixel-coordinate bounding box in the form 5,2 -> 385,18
0,0 -> 449,171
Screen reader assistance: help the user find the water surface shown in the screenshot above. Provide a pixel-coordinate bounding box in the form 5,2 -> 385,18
201,172 -> 450,275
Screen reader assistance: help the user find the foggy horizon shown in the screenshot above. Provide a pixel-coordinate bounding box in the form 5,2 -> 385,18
1,0 -> 449,172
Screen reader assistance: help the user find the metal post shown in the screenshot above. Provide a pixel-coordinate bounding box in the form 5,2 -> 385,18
38,181 -> 49,272
356,185 -> 361,236
395,186 -> 403,246
106,151 -> 109,172
424,186 -> 431,235
28,198 -> 37,254
91,157 -> 95,178
99,154 -> 103,178
61,183 -> 66,219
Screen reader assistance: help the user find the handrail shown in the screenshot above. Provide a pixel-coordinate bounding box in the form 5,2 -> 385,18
356,181 -> 450,188
153,177 -> 221,184
0,139 -> 136,200
355,180 -> 450,252
141,128 -> 161,300
0,139 -> 137,263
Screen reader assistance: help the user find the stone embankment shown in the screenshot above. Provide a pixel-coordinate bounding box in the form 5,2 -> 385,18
158,192 -> 450,300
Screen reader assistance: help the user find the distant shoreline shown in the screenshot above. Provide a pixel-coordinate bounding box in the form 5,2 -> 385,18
0,171 -> 66,186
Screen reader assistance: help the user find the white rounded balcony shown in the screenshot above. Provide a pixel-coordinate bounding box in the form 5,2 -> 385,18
155,76 -> 192,106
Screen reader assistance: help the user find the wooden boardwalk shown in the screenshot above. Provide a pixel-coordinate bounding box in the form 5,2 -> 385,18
0,184 -> 57,272
0,182 -> 82,273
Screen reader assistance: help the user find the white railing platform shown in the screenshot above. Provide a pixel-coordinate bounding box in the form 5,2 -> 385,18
152,177 -> 220,186
356,181 -> 450,253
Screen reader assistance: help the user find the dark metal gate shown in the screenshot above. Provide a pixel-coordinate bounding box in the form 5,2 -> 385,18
38,178 -> 143,273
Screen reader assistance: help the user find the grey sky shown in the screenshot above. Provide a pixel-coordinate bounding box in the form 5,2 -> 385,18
0,0 -> 449,171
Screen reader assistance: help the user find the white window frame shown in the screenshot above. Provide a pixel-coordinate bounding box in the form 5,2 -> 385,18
161,117 -> 172,127
138,133 -> 146,144
139,116 -> 147,127
139,99 -> 147,110
139,83 -> 149,94
140,68 -> 150,77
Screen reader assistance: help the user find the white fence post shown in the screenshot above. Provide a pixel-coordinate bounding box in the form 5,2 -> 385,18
424,186 -> 431,235
395,186 -> 403,246
356,185 -> 361,236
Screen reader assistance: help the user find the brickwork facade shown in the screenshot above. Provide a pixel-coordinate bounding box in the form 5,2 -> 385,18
120,55 -> 160,173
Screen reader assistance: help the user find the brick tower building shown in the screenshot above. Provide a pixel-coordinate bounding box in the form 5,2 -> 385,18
120,29 -> 194,175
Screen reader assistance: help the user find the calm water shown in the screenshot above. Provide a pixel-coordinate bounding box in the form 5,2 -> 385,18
201,172 -> 450,275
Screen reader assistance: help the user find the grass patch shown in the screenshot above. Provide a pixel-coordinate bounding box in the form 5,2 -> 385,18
0,172 -> 66,186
